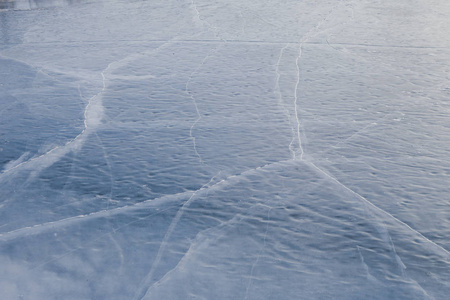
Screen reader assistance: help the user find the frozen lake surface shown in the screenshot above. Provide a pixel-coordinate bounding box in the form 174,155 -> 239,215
1,0 -> 449,299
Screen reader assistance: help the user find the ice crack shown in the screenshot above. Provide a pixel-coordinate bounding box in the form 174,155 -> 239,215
132,173 -> 222,300
274,44 -> 297,158
291,3 -> 342,160
306,160 -> 450,258
292,44 -> 305,160
244,207 -> 272,300
186,45 -> 223,163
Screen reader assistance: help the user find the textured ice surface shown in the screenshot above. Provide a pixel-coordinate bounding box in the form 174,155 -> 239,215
1,0 -> 449,299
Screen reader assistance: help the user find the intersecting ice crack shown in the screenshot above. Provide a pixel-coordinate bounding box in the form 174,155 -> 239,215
1,3 -> 448,297
0,157 -> 447,270
0,41 -> 173,183
190,0 -> 219,38
136,162 -> 448,298
141,211 -> 249,295
0,66 -> 106,180
294,3 -> 413,265
132,4 -> 448,295
277,2 -> 450,278
0,55 -> 116,181
27,203 -> 180,272
0,190 -> 194,242
132,172 -> 222,300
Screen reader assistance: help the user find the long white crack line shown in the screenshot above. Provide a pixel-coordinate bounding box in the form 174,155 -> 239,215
132,173 -> 222,300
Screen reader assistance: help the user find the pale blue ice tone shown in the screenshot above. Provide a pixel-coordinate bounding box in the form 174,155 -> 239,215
1,0 -> 449,299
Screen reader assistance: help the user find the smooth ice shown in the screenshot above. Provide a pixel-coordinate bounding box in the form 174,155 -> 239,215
1,0 -> 449,299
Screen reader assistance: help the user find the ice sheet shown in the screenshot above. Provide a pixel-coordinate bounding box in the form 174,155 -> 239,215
1,0 -> 449,299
